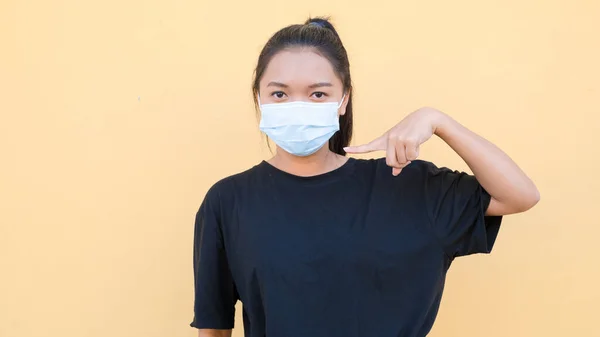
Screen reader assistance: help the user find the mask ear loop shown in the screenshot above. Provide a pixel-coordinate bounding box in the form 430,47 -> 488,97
257,94 -> 262,109
337,93 -> 346,109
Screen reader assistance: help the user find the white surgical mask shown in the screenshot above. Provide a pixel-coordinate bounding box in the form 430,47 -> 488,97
258,95 -> 345,157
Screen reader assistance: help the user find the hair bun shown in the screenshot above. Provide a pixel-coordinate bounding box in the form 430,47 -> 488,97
305,17 -> 338,35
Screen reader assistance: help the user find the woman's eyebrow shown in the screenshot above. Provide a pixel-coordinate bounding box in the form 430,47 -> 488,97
266,81 -> 288,88
308,82 -> 333,88
266,81 -> 333,88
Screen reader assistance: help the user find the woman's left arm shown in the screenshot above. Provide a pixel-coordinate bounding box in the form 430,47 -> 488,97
432,109 -> 540,216
344,107 -> 540,216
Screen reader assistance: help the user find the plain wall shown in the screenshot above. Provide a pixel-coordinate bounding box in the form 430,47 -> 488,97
1,0 -> 599,336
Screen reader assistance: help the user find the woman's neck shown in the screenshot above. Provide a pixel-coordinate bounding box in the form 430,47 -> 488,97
267,146 -> 348,177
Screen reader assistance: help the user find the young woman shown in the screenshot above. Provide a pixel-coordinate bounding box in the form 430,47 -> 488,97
191,17 -> 539,337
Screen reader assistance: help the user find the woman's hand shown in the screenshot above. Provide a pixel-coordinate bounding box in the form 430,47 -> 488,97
344,107 -> 446,175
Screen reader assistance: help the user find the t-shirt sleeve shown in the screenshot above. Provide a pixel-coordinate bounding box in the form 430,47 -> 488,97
423,162 -> 503,258
190,186 -> 238,329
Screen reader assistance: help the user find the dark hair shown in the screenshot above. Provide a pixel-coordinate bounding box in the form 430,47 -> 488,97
252,17 -> 353,156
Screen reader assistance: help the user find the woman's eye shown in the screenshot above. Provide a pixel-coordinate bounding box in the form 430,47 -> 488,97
311,92 -> 327,99
271,91 -> 286,99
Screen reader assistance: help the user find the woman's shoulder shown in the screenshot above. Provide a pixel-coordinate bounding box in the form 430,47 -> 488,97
352,157 -> 440,175
200,161 -> 268,203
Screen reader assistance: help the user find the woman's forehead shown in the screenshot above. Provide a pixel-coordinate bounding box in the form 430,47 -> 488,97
260,49 -> 341,87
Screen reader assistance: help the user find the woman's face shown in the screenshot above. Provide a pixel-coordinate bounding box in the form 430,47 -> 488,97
258,48 -> 349,115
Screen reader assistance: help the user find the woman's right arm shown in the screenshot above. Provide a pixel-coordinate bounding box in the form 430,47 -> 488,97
197,329 -> 232,337
191,185 -> 239,333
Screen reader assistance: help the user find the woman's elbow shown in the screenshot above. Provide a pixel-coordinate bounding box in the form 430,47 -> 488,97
512,187 -> 541,213
197,329 -> 233,337
488,187 -> 540,216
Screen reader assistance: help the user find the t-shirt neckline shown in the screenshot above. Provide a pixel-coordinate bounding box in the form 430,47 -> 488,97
258,157 -> 357,184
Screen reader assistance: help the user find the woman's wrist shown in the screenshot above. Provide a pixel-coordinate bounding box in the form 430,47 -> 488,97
417,107 -> 454,138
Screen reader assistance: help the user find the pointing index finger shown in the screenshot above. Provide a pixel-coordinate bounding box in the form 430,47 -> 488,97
344,136 -> 386,154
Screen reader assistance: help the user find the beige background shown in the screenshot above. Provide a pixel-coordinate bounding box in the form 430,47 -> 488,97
1,0 -> 599,336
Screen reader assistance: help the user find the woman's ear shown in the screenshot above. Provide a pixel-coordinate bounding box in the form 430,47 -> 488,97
339,91 -> 351,116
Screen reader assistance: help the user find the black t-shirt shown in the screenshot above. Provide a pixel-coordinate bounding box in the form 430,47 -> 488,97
191,158 -> 502,337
